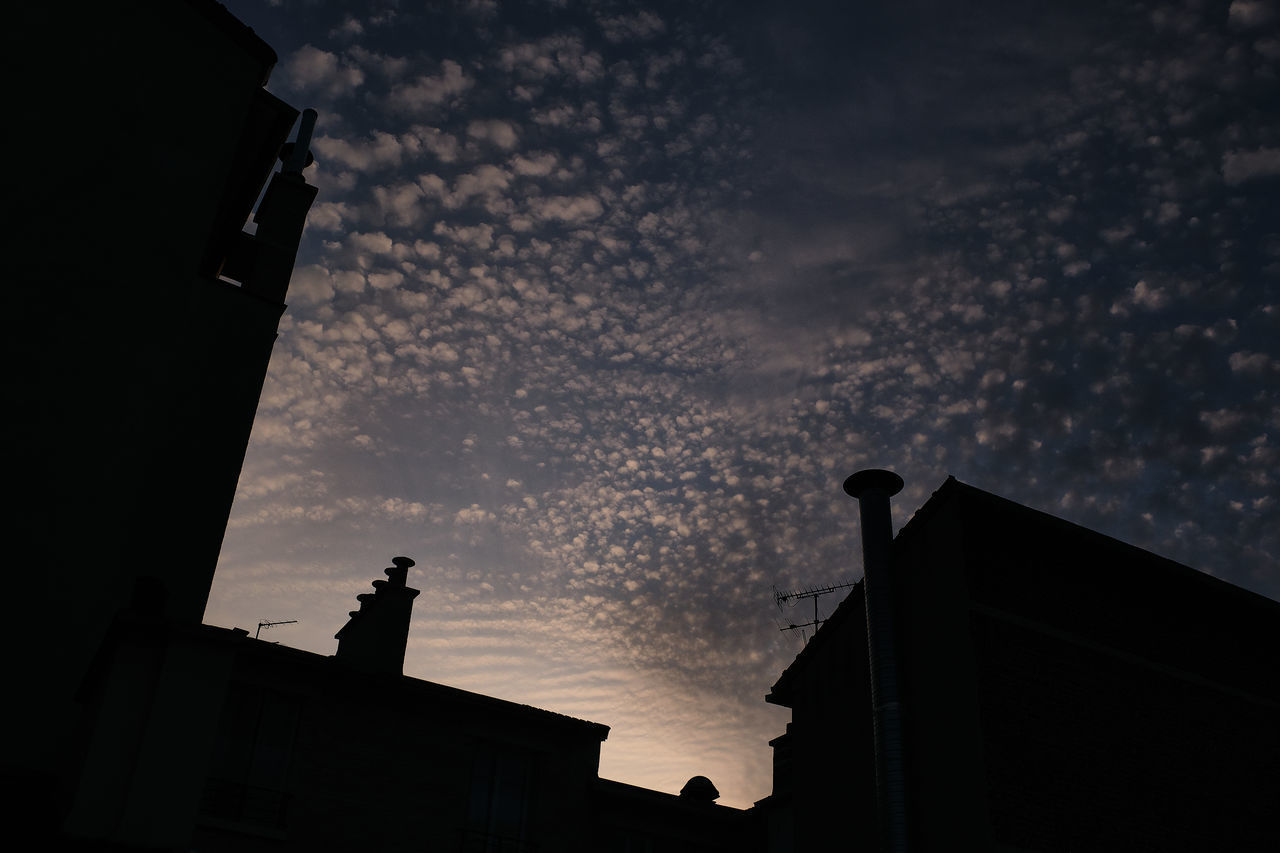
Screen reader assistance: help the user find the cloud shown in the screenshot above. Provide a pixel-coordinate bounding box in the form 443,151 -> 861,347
498,34 -> 605,84
347,46 -> 412,79
1228,1 -> 1277,29
433,221 -> 495,250
599,11 -> 666,43
289,264 -> 336,305
511,152 -> 558,177
328,16 -> 363,40
371,182 -> 427,227
307,201 -> 351,231
466,119 -> 520,150
530,194 -> 604,223
1222,148 -> 1280,185
368,270 -> 405,291
419,165 -> 513,210
460,0 -> 499,20
387,60 -> 473,113
313,131 -> 412,173
1229,351 -> 1276,375
410,126 -> 461,163
286,264 -> 371,307
284,44 -> 364,98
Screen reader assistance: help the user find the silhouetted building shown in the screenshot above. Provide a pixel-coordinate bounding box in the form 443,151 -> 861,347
756,476 -> 1280,852
71,565 -> 610,851
69,560 -> 755,851
8,0 -> 314,838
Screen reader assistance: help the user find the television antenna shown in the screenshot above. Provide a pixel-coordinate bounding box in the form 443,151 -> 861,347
773,581 -> 856,643
255,619 -> 298,640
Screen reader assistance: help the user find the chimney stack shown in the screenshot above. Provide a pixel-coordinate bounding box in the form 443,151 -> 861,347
843,469 -> 908,853
334,556 -> 420,675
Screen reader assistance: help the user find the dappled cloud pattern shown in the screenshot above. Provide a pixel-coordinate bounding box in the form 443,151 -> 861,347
210,0 -> 1279,807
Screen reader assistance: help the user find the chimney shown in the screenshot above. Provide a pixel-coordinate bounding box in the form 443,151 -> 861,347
220,109 -> 319,303
334,556 -> 420,675
843,469 -> 908,853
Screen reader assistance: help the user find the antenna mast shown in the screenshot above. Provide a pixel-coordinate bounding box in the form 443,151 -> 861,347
255,619 -> 298,640
773,581 -> 856,642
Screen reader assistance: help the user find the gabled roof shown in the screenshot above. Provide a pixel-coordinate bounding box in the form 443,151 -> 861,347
764,477 -> 966,706
766,476 -> 1280,707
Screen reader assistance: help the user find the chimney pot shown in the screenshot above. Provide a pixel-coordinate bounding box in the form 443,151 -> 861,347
335,556 -> 420,675
386,555 -> 415,587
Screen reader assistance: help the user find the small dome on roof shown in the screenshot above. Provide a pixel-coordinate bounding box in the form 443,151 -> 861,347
679,775 -> 719,803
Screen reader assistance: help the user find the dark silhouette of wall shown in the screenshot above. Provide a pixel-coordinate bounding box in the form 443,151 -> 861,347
759,477 -> 1280,852
191,623 -> 610,852
7,0 -> 315,832
594,777 -> 758,852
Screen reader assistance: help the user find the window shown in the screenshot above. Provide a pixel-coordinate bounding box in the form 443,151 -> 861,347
200,682 -> 300,829
463,745 -> 536,852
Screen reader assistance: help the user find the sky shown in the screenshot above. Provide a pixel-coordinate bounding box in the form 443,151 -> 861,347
207,0 -> 1279,807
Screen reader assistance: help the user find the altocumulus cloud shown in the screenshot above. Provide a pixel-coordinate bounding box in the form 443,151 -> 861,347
210,0 -> 1280,806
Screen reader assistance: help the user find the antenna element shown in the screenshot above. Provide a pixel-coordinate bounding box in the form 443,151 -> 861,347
773,581 -> 856,642
255,619 -> 298,640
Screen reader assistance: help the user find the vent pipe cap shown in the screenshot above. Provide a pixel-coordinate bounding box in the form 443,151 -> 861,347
842,468 -> 904,499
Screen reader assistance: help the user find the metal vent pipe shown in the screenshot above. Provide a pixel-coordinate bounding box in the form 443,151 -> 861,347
283,108 -> 318,174
844,469 -> 908,853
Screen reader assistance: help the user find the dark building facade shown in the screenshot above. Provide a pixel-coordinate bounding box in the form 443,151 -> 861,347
9,1 -> 317,823
90,618 -> 609,851
757,476 -> 1280,852
68,559 -> 754,851
594,777 -> 756,853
